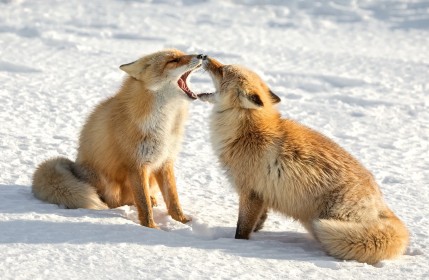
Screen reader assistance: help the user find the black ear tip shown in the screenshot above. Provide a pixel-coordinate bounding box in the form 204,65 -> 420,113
269,90 -> 281,103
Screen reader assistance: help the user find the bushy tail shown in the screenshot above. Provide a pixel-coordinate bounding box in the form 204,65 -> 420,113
313,215 -> 409,264
32,157 -> 108,210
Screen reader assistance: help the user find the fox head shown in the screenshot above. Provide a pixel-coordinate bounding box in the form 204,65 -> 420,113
120,49 -> 206,100
198,57 -> 281,109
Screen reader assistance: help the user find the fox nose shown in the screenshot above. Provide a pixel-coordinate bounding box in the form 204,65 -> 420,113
197,54 -> 207,60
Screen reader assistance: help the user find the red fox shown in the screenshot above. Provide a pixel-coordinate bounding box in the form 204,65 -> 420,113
198,57 -> 409,264
32,49 -> 207,228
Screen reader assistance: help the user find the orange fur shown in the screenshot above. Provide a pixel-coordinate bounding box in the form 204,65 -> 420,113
200,57 -> 409,264
32,49 -> 205,228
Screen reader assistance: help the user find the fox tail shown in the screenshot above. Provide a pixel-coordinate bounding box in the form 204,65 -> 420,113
313,215 -> 409,264
32,157 -> 108,210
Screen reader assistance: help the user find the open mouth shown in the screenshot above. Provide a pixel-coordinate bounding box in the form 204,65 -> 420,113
178,69 -> 198,100
197,92 -> 214,98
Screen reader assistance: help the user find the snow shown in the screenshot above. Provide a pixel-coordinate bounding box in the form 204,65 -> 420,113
0,0 -> 428,279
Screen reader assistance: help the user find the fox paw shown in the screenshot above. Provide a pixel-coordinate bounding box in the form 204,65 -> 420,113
144,222 -> 160,230
172,214 -> 191,224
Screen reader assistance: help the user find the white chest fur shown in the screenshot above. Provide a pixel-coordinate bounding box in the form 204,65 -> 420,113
137,91 -> 189,170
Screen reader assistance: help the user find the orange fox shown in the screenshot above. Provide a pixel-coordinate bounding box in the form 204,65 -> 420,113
32,49 -> 206,228
199,57 -> 409,264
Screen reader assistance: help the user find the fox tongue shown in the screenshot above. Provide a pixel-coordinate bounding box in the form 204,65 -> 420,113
178,78 -> 191,94
178,72 -> 197,100
178,78 -> 185,89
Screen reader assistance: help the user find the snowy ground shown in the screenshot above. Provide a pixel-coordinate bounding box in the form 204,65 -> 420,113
1,0 -> 428,279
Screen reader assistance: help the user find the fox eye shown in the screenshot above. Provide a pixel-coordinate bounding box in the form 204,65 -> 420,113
168,58 -> 180,64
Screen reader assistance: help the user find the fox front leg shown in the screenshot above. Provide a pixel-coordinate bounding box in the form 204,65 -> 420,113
235,190 -> 266,239
254,208 -> 268,232
155,161 -> 190,224
132,166 -> 158,228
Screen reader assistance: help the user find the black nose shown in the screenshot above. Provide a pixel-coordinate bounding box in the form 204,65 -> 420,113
197,54 -> 207,60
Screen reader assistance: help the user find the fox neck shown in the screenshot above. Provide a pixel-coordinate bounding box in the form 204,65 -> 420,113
116,76 -> 189,168
210,105 -> 281,151
118,76 -> 189,124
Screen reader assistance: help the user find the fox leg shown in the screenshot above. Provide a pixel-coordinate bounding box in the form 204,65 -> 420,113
149,173 -> 159,207
155,161 -> 190,224
254,208 -> 268,232
235,190 -> 265,239
131,166 -> 157,228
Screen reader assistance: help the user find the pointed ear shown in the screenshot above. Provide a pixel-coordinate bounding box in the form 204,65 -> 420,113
239,91 -> 264,109
119,60 -> 145,79
269,90 -> 281,104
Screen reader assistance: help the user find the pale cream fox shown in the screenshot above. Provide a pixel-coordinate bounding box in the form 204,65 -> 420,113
32,49 -> 207,228
198,57 -> 409,264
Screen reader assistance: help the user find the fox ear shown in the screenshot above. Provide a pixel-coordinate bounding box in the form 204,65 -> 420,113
239,91 -> 264,109
120,60 -> 145,79
269,90 -> 281,104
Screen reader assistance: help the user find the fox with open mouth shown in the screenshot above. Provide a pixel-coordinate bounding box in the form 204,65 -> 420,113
32,49 -> 206,228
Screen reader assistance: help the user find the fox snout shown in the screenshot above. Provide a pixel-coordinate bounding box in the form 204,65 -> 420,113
204,57 -> 224,78
197,54 -> 207,60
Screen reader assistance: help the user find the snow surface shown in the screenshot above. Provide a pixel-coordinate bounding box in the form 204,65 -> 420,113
1,0 -> 428,279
